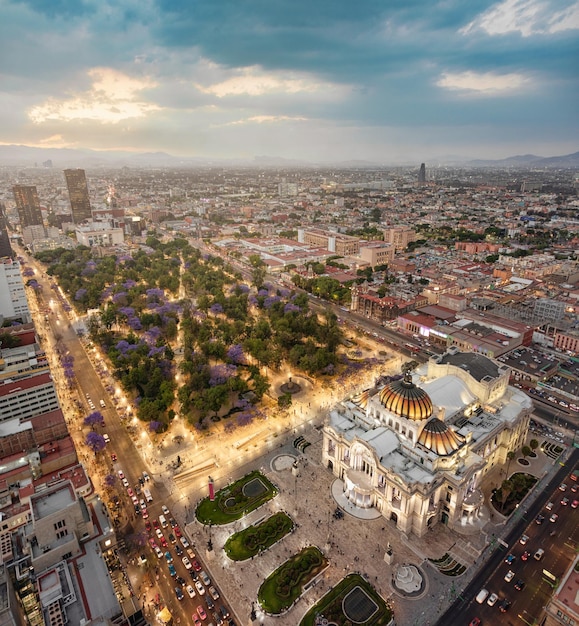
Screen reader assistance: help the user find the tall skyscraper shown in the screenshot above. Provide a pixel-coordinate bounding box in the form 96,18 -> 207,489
64,169 -> 92,223
0,204 -> 14,259
418,163 -> 426,183
13,184 -> 43,228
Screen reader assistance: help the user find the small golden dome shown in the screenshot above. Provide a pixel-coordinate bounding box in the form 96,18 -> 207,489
418,418 -> 463,456
379,372 -> 433,421
351,390 -> 369,409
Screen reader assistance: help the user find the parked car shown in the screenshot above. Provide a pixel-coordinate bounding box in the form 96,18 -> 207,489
514,579 -> 526,591
174,586 -> 184,601
504,570 -> 515,582
499,599 -> 512,613
186,584 -> 196,598
487,593 -> 498,606
194,580 -> 205,595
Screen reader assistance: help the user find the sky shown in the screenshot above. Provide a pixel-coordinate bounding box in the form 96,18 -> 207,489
1,0 -> 578,163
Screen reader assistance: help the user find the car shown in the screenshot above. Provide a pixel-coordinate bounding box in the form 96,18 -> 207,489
127,488 -> 134,498
189,570 -> 199,581
192,616 -> 202,626
168,564 -> 177,577
145,521 -> 152,533
200,570 -> 211,586
170,518 -> 178,528
111,453 -> 117,462
206,595 -> 215,610
572,500 -> 579,509
550,513 -> 559,522
159,536 -> 168,548
142,508 -> 149,519
562,497 -> 570,506
546,502 -> 554,511
103,433 -> 110,443
162,505 -> 170,516
176,575 -> 186,587
164,551 -> 173,564
182,557 -> 192,569
156,528 -> 164,540
181,536 -> 190,548
168,533 -> 176,544
192,560 -> 202,572
194,580 -> 205,595
521,551 -> 530,561
154,546 -> 163,559
499,599 -> 512,613
174,586 -> 184,601
197,606 -> 207,620
504,570 -> 515,582
534,549 -> 545,561
560,483 -> 568,491
175,544 -> 183,557
134,504 -> 141,516
504,554 -> 516,565
519,534 -> 529,545
572,484 -> 578,493
187,548 -> 196,559
514,579 -> 526,591
487,592 -> 498,606
208,585 -> 220,600
186,584 -> 196,598
536,514 -> 545,524
143,471 -> 150,481
148,538 -> 157,549
122,477 -> 129,488
174,526 -> 182,538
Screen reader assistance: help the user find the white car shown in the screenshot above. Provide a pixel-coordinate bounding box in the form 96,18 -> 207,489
504,570 -> 515,582
519,534 -> 529,545
156,528 -> 164,540
118,470 -> 125,479
154,546 -> 163,559
487,592 -> 498,606
186,584 -> 196,598
162,505 -> 170,516
182,557 -> 192,570
180,536 -> 190,549
194,580 -> 205,595
122,477 -> 129,488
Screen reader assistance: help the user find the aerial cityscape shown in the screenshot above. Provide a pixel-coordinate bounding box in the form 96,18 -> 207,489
0,157 -> 577,626
1,1 -> 579,626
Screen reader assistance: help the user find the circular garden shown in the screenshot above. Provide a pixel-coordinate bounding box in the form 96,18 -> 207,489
196,470 -> 278,525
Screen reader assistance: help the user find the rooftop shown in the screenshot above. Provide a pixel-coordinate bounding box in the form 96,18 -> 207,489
437,351 -> 501,382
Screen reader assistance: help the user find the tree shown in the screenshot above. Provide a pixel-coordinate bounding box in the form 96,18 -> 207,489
84,411 -> 105,429
86,432 -> 106,454
498,479 -> 514,512
505,450 -> 516,477
521,445 -> 532,459
278,393 -> 292,410
529,439 -> 539,453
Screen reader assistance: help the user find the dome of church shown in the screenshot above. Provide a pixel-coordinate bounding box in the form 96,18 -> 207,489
378,371 -> 433,421
417,418 -> 463,456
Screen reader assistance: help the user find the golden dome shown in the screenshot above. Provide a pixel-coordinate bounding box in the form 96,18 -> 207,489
351,390 -> 369,409
379,372 -> 433,421
418,418 -> 463,456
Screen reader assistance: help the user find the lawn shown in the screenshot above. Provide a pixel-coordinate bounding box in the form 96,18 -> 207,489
196,470 -> 278,525
258,546 -> 327,614
224,511 -> 294,560
300,573 -> 394,626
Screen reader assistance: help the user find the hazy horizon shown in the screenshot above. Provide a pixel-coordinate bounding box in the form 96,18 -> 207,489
2,0 -> 578,162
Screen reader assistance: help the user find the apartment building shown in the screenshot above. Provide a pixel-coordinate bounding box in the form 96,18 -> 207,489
297,228 -> 360,256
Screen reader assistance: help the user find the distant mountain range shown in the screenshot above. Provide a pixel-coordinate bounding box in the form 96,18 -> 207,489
0,144 -> 577,169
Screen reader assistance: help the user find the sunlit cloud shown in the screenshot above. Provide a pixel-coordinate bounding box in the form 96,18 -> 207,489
218,115 -> 309,127
28,67 -> 161,124
436,70 -> 530,95
195,65 -> 347,98
461,0 -> 579,37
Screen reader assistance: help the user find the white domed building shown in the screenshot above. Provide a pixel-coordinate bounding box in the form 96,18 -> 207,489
322,348 -> 532,538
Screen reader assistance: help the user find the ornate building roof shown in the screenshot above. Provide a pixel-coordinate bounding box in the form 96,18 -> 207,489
378,371 -> 433,421
417,418 -> 463,456
351,390 -> 369,410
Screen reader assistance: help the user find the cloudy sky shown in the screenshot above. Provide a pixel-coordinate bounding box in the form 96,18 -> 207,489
1,0 -> 578,162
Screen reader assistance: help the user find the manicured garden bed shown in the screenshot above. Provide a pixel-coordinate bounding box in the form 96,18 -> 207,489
196,470 -> 278,525
491,472 -> 537,515
258,546 -> 327,614
224,511 -> 294,560
300,573 -> 393,626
